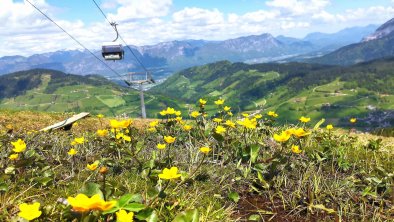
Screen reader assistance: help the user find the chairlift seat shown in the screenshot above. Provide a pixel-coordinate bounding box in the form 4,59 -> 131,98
102,42 -> 124,60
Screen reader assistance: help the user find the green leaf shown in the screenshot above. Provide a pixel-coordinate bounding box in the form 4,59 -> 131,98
136,209 -> 158,222
0,183 -> 8,192
123,203 -> 146,212
313,118 -> 325,130
248,214 -> 261,221
4,167 -> 15,175
250,144 -> 260,164
228,191 -> 240,203
118,193 -> 143,207
310,204 -> 336,214
172,209 -> 199,222
80,182 -> 103,198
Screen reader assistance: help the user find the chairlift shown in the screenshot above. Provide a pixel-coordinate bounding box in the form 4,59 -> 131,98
102,42 -> 124,60
101,22 -> 124,61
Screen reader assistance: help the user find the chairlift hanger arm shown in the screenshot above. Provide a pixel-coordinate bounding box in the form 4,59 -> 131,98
110,22 -> 119,42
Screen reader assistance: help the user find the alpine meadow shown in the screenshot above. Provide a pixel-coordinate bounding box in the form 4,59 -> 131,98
0,0 -> 393,222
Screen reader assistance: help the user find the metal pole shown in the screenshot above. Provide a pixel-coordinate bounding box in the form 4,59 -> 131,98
139,83 -> 146,119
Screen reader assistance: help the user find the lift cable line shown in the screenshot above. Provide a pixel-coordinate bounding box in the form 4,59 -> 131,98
25,0 -> 125,81
92,0 -> 148,73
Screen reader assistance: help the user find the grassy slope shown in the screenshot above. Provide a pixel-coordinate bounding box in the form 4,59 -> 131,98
0,110 -> 393,221
0,69 -> 186,118
151,59 -> 394,126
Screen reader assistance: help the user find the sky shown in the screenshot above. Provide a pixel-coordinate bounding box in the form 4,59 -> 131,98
1,0 -> 394,57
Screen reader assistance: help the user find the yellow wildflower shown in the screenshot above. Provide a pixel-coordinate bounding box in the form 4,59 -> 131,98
242,113 -> 249,117
267,111 -> 278,118
147,127 -> 156,132
18,202 -> 42,221
200,147 -> 211,154
214,99 -> 225,105
121,119 -> 132,128
291,145 -> 302,154
67,194 -> 116,212
191,111 -> 200,118
255,114 -> 262,119
11,139 -> 26,153
326,124 -> 333,130
73,122 -> 79,127
273,131 -> 291,143
150,120 -> 159,127
72,137 -> 85,145
199,98 -> 207,105
299,116 -> 311,123
87,160 -> 99,171
292,128 -> 311,138
159,110 -> 167,116
168,107 -> 177,115
175,111 -> 182,116
350,118 -> 357,123
9,154 -> 18,160
116,209 -> 134,222
97,114 -> 104,118
215,125 -> 226,134
225,120 -> 236,128
224,106 -> 231,111
110,120 -> 123,129
227,111 -> 233,116
213,118 -> 222,123
237,118 -> 257,129
68,148 -> 77,156
164,136 -> 176,144
175,116 -> 182,122
183,125 -> 192,131
158,167 -> 181,180
157,143 -> 166,150
97,129 -> 108,137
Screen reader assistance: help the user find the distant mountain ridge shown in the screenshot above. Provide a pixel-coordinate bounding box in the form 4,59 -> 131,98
310,17 -> 394,65
0,25 -> 377,77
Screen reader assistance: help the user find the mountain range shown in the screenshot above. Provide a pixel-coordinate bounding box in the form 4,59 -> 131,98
0,24 -> 378,78
310,18 -> 394,65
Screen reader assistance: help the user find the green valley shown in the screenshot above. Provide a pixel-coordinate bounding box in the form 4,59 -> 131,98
151,58 -> 394,127
0,69 -> 185,118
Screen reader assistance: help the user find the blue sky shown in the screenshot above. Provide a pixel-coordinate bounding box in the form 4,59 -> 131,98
1,0 -> 394,56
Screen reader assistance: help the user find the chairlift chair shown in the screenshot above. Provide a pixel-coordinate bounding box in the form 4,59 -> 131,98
102,42 -> 124,60
101,22 -> 124,61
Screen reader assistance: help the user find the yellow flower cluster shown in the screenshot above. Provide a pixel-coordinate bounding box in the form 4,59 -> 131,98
67,194 -> 116,212
273,128 -> 311,143
116,133 -> 131,142
110,119 -> 132,129
214,99 -> 225,105
160,107 -> 181,116
87,160 -> 100,171
190,111 -> 200,118
116,209 -> 134,222
164,136 -> 176,144
299,116 -> 311,123
97,129 -> 109,137
18,202 -> 42,221
158,167 -> 181,180
267,111 -> 279,118
11,139 -> 26,153
237,118 -> 257,129
71,137 -> 85,146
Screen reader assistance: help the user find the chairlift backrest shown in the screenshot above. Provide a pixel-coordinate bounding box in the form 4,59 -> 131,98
102,42 -> 124,60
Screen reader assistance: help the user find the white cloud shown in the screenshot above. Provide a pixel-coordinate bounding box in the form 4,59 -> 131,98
1,0 -> 394,57
107,0 -> 172,22
266,0 -> 331,16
